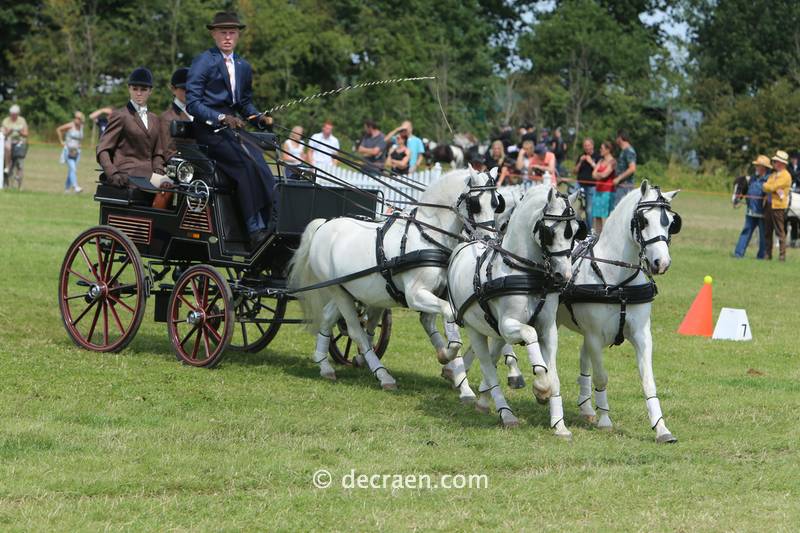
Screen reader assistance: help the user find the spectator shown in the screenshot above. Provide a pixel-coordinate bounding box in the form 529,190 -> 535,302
591,141 -> 617,233
357,119 -> 386,174
90,107 -> 114,139
788,151 -> 800,247
550,127 -> 567,176
385,120 -> 424,172
2,104 -> 29,188
573,138 -> 600,231
763,150 -> 792,261
56,111 -> 85,193
281,125 -> 306,179
612,129 -> 637,208
732,155 -> 770,259
538,127 -> 550,146
387,130 -> 410,174
498,124 -> 515,154
485,140 -> 512,185
308,120 -> 340,168
517,142 -> 557,186
521,123 -> 537,144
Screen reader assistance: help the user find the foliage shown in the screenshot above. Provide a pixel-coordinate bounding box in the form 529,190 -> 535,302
695,80 -> 800,173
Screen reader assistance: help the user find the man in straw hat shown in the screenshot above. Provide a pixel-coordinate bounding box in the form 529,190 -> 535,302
186,11 -> 274,248
763,150 -> 792,261
733,155 -> 771,259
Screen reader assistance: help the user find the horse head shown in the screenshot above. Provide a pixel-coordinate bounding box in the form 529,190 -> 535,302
630,180 -> 681,275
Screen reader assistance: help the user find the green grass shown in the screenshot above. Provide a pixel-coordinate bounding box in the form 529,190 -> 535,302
1,145 -> 799,531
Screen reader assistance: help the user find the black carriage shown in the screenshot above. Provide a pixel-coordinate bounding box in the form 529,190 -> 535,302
58,126 -> 391,367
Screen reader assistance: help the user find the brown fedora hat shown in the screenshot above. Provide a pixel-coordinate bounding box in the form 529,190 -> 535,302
206,11 -> 246,30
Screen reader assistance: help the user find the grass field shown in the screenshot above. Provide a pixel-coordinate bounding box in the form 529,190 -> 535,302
1,145 -> 799,531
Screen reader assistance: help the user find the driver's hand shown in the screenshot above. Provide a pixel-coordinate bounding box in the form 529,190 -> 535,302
221,114 -> 246,129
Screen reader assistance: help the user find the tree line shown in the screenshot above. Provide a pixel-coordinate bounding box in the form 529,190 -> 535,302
1,0 -> 798,172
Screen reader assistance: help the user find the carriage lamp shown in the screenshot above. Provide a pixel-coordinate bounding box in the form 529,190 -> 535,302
177,161 -> 195,183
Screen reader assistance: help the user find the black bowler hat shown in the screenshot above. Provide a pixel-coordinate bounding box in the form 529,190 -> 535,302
206,11 -> 246,30
170,67 -> 189,88
128,67 -> 153,88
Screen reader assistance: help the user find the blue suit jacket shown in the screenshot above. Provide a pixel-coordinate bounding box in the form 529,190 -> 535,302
186,47 -> 262,127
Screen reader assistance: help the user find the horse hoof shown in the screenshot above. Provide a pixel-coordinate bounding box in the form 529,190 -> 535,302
381,382 -> 398,391
507,375 -> 525,389
502,419 -> 519,429
656,433 -> 678,444
554,430 -> 573,440
440,366 -> 454,383
321,372 -> 337,381
535,395 -> 549,405
460,395 -> 476,405
581,414 -> 596,425
475,403 -> 490,414
597,424 -> 613,432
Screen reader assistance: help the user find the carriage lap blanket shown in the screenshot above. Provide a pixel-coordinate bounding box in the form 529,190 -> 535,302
96,103 -> 165,179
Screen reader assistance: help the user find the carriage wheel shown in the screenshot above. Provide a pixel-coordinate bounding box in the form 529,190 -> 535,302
328,309 -> 392,366
229,293 -> 287,353
59,225 -> 147,353
167,265 -> 233,368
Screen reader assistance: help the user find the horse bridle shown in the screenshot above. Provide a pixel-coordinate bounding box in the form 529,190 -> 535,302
456,176 -> 506,234
630,188 -> 682,250
533,192 -> 588,259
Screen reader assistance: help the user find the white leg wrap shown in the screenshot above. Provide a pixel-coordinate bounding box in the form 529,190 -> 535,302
646,396 -> 664,429
595,389 -> 609,412
429,331 -> 446,350
314,333 -> 331,362
549,395 -> 565,428
577,374 -> 592,407
444,321 -> 462,345
525,342 -> 548,374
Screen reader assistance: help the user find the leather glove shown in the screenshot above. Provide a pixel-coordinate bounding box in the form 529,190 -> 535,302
108,173 -> 129,188
221,114 -> 246,129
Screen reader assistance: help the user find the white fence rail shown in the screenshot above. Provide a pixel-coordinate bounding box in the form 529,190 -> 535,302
311,162 -> 442,213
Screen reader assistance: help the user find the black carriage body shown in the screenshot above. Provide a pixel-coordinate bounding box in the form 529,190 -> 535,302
95,141 -> 380,272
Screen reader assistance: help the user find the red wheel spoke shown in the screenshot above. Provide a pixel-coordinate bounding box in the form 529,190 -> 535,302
63,293 -> 90,301
107,293 -> 135,314
189,278 -> 202,307
177,294 -> 199,312
67,268 -> 94,286
107,257 -> 130,286
102,300 -> 110,345
191,327 -> 203,359
179,325 -> 199,347
94,237 -> 107,283
202,328 -> 212,359
204,292 -> 221,314
202,276 -> 210,308
102,240 -> 117,281
86,302 -> 103,343
204,323 -> 222,343
71,299 -> 98,327
206,313 -> 225,320
78,245 -> 101,281
108,299 -> 126,335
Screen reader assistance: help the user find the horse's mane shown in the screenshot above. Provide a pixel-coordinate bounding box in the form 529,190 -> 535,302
599,186 -> 643,239
418,169 -> 471,209
503,185 -> 551,249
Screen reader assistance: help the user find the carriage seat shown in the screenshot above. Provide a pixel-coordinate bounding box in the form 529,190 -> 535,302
94,174 -> 168,208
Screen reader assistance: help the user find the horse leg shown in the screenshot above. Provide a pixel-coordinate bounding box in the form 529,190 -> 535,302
332,291 -> 397,390
351,306 -> 383,368
585,334 -> 613,430
406,289 -> 462,363
440,344 -> 478,403
498,318 -> 552,404
311,301 -> 340,380
628,318 -> 677,444
502,344 -> 525,389
538,321 -> 571,439
577,341 -> 597,424
469,330 -> 518,428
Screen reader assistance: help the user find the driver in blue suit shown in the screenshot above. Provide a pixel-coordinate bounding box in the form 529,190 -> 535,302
186,11 -> 274,248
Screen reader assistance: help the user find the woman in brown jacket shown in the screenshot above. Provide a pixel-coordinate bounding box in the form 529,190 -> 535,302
96,67 -> 165,187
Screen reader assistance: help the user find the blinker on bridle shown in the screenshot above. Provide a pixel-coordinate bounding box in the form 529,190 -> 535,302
630,188 -> 682,248
534,192 -> 588,257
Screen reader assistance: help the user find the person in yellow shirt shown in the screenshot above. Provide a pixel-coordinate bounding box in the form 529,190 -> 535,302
763,150 -> 792,261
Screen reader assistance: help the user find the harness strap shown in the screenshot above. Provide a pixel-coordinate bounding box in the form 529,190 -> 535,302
613,299 -> 627,346
376,215 -> 408,306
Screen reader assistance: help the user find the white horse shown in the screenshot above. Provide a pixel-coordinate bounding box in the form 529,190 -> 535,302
498,181 -> 681,442
288,168 -> 500,389
447,186 -> 583,435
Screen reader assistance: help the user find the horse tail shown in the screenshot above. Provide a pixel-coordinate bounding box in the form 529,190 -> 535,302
288,218 -> 328,333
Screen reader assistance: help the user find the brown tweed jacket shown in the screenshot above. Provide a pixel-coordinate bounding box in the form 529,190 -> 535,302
97,102 -> 165,179
159,102 -> 193,161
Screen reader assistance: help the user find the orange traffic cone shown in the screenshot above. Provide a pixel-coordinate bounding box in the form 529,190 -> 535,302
678,276 -> 714,337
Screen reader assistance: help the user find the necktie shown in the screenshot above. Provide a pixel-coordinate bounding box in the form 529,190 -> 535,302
226,57 -> 236,103
138,107 -> 148,130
